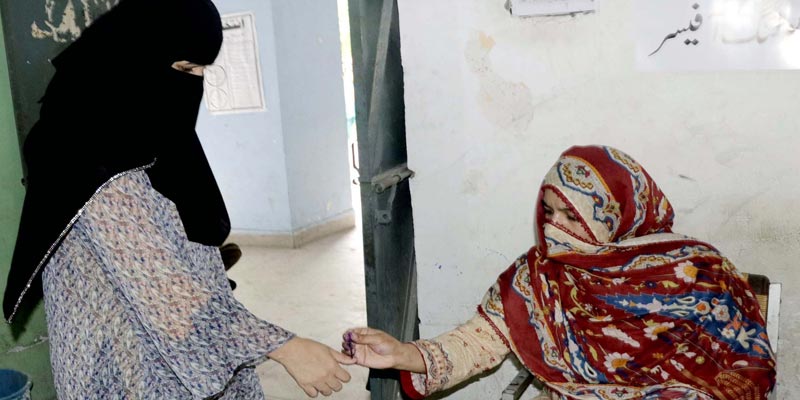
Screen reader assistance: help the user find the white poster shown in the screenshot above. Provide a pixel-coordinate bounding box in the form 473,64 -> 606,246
205,12 -> 266,114
635,0 -> 800,71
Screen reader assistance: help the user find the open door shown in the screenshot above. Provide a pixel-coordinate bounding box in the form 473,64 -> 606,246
348,0 -> 418,398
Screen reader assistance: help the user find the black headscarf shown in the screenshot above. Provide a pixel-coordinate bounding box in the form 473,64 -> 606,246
4,0 -> 230,323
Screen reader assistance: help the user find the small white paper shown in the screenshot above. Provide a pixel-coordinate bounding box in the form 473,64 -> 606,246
204,12 -> 266,114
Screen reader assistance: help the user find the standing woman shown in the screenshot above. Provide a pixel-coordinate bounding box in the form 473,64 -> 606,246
3,0 -> 352,398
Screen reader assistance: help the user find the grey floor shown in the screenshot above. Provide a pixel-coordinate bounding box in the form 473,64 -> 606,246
228,220 -> 371,400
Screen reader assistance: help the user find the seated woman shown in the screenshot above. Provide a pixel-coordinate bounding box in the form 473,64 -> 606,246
343,145 -> 776,399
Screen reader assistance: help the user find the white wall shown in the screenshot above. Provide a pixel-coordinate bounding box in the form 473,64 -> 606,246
197,0 -> 352,237
398,0 -> 799,398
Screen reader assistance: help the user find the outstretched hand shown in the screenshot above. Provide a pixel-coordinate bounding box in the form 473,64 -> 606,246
269,336 -> 355,397
341,327 -> 425,373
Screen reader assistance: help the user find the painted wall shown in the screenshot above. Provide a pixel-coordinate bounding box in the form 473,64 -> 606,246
197,0 -> 352,236
197,0 -> 292,234
397,0 -> 798,398
0,11 -> 55,400
271,0 -> 353,231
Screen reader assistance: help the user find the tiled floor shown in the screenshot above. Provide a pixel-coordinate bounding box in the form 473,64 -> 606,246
228,220 -> 371,400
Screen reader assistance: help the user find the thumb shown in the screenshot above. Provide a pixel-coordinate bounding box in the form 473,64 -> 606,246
350,331 -> 390,346
348,327 -> 379,336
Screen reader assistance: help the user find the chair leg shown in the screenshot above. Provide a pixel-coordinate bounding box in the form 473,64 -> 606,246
501,369 -> 535,400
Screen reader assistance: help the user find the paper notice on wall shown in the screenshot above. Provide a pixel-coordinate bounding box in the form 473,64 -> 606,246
635,0 -> 800,71
204,12 -> 266,114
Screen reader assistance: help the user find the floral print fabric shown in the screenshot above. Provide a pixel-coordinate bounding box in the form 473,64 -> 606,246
492,146 -> 776,399
42,170 -> 294,399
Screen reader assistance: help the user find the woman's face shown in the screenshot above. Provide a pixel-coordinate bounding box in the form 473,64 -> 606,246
541,188 -> 592,242
171,60 -> 206,76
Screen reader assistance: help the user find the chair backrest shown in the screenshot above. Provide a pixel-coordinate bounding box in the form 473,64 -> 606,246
744,273 -> 781,354
745,273 -> 770,317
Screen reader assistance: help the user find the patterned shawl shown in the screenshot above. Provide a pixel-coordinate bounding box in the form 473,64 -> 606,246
480,145 -> 776,399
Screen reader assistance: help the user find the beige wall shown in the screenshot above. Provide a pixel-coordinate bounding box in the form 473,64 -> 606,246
399,1 -> 797,398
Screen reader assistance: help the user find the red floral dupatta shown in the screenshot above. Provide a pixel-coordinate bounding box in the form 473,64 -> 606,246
482,146 -> 776,399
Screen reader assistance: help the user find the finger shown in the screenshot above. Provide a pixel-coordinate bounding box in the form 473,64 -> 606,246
331,348 -> 357,365
326,377 -> 343,392
349,331 -> 387,345
316,384 -> 333,397
341,340 -> 354,356
338,354 -> 357,365
348,327 -> 378,336
300,384 -> 318,398
334,366 -> 352,383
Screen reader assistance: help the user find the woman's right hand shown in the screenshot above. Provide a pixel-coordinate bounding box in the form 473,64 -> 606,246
268,336 -> 354,397
342,327 -> 425,373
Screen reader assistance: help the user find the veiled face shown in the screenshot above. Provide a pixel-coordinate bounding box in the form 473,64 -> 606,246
541,188 -> 592,242
536,145 -> 676,251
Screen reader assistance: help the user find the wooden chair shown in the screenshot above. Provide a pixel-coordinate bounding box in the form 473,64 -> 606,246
501,273 -> 782,400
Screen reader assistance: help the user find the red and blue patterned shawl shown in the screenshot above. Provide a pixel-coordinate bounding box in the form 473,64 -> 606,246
484,145 -> 776,399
